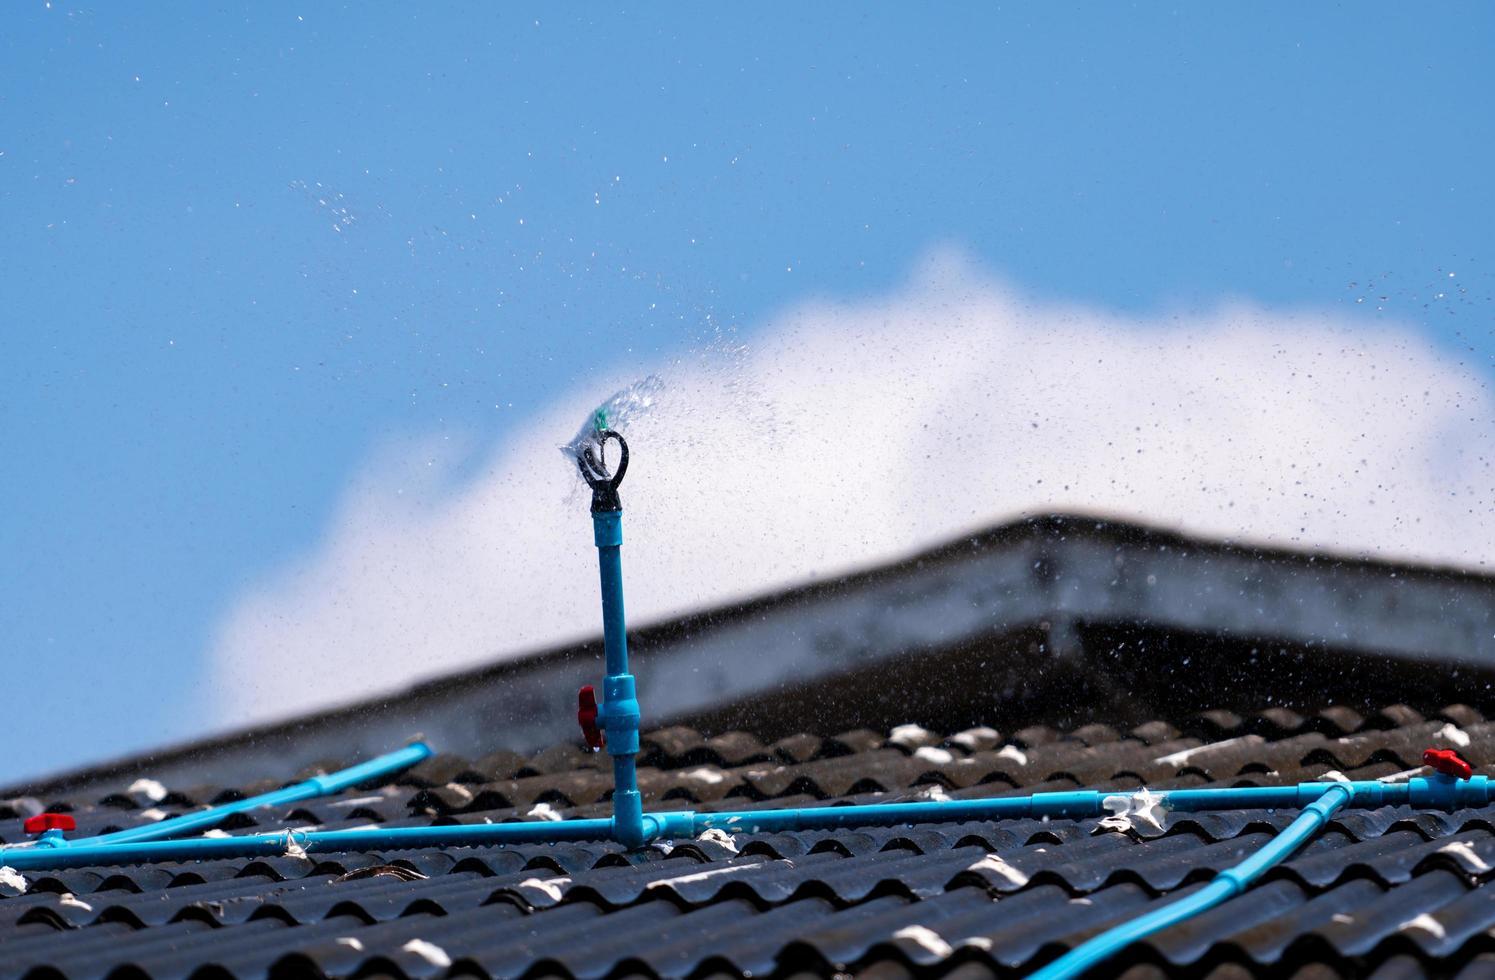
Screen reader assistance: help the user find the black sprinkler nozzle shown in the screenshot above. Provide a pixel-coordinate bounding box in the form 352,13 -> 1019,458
579,429 -> 629,512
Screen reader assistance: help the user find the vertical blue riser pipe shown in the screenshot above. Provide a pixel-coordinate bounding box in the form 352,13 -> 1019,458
593,508 -> 644,847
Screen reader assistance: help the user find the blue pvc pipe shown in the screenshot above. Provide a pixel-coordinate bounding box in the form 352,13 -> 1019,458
591,508 -> 644,848
688,773 -> 1482,834
70,742 -> 433,849
0,817 -> 616,871
1026,782 -> 1355,980
2,774 -> 1483,872
594,513 -> 630,680
5,742 -> 431,854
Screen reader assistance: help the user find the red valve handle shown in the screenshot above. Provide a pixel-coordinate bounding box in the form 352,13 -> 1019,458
23,813 -> 76,834
1423,748 -> 1474,780
578,685 -> 605,751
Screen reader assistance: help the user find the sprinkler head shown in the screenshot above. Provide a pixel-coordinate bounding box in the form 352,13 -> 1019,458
578,429 -> 629,513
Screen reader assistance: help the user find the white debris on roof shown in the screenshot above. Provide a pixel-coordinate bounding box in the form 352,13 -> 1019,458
3,798 -> 44,819
949,726 -> 1000,751
202,829 -> 232,839
328,795 -> 388,809
893,925 -> 954,958
921,784 -> 952,802
58,893 -> 92,912
526,802 -> 563,821
401,939 -> 452,968
995,745 -> 1028,766
1098,788 -> 1167,834
336,937 -> 364,952
127,778 -> 167,804
1400,913 -> 1447,940
517,876 -> 570,903
1154,735 -> 1263,768
283,832 -> 308,859
0,867 -> 27,897
1322,770 -> 1351,783
1437,722 -> 1471,748
647,864 -> 767,890
1332,913 -> 1354,924
1438,840 -> 1492,873
682,766 -> 727,785
967,853 -> 1029,887
139,808 -> 168,822
443,783 -> 474,802
1377,767 -> 1426,783
913,746 -> 954,765
696,828 -> 740,854
889,723 -> 937,748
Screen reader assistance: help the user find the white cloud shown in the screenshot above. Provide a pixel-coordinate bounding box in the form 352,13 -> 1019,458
210,250 -> 1494,723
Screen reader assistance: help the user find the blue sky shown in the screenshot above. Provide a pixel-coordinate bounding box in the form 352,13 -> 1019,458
2,4 -> 1491,783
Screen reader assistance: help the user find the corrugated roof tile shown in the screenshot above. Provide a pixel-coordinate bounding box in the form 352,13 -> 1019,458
6,704 -> 1495,978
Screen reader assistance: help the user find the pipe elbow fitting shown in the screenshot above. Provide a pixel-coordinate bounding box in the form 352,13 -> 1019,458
611,790 -> 646,849
641,810 -> 697,842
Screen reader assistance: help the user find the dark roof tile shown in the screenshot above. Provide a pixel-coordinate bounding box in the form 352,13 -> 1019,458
396,753 -> 473,789
1192,710 -> 1246,738
1314,706 -> 1368,736
1313,868 -> 1468,958
1010,725 -> 1063,749
1129,721 -> 1183,746
467,748 -> 528,782
1439,705 -> 1487,729
522,742 -> 601,777
1373,705 -> 1427,730
772,732 -> 828,765
827,729 -> 887,757
5,703 -> 1494,978
638,726 -> 707,767
694,731 -> 772,768
1257,708 -> 1310,736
